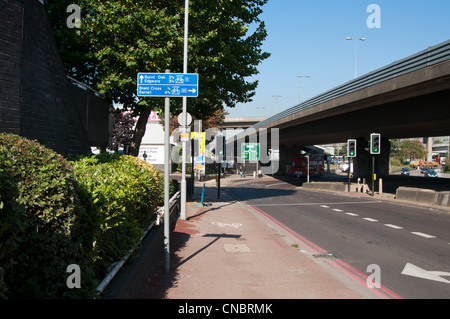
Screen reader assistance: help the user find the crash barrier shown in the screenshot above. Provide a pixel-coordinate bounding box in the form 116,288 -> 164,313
395,187 -> 450,207
301,182 -> 347,192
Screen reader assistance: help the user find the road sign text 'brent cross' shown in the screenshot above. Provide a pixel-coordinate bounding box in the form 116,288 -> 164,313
137,73 -> 198,97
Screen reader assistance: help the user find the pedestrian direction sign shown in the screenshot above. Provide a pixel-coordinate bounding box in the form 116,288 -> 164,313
241,143 -> 260,161
137,73 -> 198,97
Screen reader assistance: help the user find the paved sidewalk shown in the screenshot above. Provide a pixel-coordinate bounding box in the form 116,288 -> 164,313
130,175 -> 380,299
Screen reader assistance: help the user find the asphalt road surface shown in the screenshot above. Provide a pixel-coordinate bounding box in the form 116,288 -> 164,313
226,178 -> 450,299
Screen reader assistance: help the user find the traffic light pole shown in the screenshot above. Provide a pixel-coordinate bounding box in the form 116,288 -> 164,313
191,139 -> 194,195
217,162 -> 221,199
372,155 -> 375,197
348,157 -> 352,192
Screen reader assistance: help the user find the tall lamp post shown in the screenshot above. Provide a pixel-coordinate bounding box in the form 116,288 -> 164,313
180,0 -> 189,221
272,95 -> 282,114
346,37 -> 365,79
297,75 -> 310,103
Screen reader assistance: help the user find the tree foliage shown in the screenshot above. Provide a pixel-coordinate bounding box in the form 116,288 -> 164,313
45,0 -> 270,155
391,139 -> 427,164
399,140 -> 427,161
111,110 -> 136,151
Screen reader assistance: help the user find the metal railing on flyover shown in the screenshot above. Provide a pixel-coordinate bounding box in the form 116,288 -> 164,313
250,39 -> 450,132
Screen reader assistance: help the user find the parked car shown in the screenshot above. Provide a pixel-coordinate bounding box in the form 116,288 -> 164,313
425,170 -> 438,178
421,167 -> 430,174
401,167 -> 410,175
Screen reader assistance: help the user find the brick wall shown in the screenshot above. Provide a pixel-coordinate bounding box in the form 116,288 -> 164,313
0,0 -> 111,156
0,0 -> 23,135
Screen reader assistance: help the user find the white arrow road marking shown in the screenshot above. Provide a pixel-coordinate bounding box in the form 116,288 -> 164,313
401,263 -> 450,284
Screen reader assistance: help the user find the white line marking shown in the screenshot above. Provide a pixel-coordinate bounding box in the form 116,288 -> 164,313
411,232 -> 436,239
345,213 -> 359,216
363,218 -> 378,222
384,224 -> 403,229
250,201 -> 382,207
320,205 -> 330,208
332,209 -> 343,212
264,182 -> 288,188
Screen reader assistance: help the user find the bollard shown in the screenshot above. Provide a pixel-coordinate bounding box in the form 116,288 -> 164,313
201,183 -> 206,207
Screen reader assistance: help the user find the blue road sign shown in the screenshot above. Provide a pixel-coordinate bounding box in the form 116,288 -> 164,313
137,73 -> 198,97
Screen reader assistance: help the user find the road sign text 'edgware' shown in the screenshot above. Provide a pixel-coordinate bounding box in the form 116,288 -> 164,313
137,73 -> 198,97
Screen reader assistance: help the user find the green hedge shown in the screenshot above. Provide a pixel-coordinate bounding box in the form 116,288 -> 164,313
0,133 -> 90,298
72,153 -> 173,278
0,133 -> 175,298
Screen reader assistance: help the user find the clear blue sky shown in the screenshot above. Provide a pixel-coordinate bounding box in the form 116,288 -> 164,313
225,0 -> 450,118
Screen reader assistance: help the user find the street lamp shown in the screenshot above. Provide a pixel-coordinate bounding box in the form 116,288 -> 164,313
272,95 -> 282,113
346,37 -> 366,79
297,75 -> 310,103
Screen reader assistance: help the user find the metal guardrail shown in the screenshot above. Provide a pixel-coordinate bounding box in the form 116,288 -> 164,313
251,39 -> 450,131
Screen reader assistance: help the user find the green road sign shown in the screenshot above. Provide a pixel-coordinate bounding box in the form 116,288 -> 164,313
241,143 -> 260,161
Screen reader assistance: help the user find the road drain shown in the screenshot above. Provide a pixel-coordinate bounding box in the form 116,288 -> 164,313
313,252 -> 340,259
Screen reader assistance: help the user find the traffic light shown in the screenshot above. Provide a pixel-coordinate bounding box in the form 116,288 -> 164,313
191,138 -> 199,157
215,136 -> 226,162
347,139 -> 356,157
370,133 -> 381,154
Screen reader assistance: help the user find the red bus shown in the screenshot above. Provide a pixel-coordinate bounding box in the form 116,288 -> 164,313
290,154 -> 325,177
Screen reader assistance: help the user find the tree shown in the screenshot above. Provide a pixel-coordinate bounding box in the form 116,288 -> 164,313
399,139 -> 427,162
111,110 -> 136,152
45,0 -> 270,156
202,109 -> 229,131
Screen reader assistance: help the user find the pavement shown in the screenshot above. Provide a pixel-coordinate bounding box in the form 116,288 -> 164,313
123,174 -> 384,299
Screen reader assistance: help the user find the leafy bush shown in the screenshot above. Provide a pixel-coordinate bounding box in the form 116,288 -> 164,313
0,133 -> 176,298
0,151 -> 24,298
0,133 -> 93,298
72,153 -> 174,278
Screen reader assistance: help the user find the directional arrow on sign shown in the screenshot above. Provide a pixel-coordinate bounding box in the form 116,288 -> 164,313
401,263 -> 450,284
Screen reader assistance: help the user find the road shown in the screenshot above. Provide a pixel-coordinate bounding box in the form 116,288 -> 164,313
226,178 -> 450,299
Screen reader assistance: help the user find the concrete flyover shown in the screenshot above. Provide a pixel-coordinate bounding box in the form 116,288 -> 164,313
238,40 -> 450,177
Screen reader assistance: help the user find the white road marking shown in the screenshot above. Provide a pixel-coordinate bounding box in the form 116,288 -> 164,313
401,263 -> 450,284
384,224 -> 403,229
264,182 -> 288,188
345,213 -> 359,216
332,209 -> 343,212
212,222 -> 242,229
320,205 -> 330,208
363,218 -> 378,222
250,201 -> 382,207
411,232 -> 436,239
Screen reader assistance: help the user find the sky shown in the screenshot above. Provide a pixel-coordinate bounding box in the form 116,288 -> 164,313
225,0 -> 450,118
